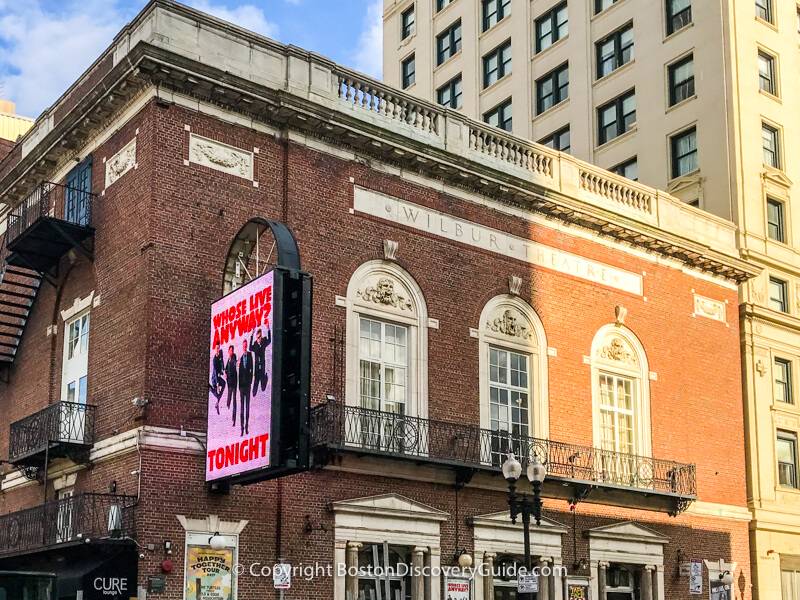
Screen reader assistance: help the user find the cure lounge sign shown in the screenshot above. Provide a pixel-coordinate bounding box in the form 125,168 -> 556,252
354,187 -> 644,296
92,577 -> 128,597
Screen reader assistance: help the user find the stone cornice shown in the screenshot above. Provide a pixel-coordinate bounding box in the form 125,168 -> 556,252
0,0 -> 758,284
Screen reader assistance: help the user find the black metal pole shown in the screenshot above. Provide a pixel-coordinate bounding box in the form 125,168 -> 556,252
521,507 -> 533,600
532,480 -> 542,526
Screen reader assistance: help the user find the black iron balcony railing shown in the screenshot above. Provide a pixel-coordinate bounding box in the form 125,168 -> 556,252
8,402 -> 96,465
6,182 -> 95,248
0,493 -> 136,557
311,402 -> 696,504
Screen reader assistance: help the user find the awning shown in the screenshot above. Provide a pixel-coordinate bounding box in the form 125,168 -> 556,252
0,546 -> 136,600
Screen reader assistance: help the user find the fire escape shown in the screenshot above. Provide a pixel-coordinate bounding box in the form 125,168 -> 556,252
1,178 -> 97,479
0,180 -> 95,365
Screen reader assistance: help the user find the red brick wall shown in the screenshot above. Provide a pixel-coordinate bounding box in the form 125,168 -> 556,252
0,139 -> 13,163
0,99 -> 751,598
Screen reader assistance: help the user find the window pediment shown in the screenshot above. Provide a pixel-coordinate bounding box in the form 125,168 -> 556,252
762,167 -> 792,190
332,493 -> 448,521
587,521 -> 669,545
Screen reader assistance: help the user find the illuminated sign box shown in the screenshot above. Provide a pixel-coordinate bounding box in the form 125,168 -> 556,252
205,266 -> 312,486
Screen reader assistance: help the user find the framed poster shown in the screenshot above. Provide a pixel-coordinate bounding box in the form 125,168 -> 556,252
689,559 -> 703,595
185,546 -> 234,600
708,580 -> 731,600
443,572 -> 472,600
565,576 -> 590,600
184,532 -> 239,600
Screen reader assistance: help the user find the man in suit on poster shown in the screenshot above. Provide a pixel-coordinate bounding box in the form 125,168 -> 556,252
238,338 -> 254,436
249,326 -> 272,398
225,345 -> 238,426
209,342 -> 226,414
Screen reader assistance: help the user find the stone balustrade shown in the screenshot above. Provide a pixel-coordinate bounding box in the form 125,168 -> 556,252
4,1 -> 740,264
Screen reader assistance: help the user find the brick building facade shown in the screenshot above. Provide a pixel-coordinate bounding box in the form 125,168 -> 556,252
0,2 -> 759,599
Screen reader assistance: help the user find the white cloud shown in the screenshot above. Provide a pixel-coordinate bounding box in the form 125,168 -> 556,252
0,0 -> 279,118
0,0 -> 126,118
186,0 -> 279,39
351,0 -> 383,79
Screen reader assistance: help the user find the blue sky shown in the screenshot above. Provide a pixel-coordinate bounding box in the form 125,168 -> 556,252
0,0 -> 382,118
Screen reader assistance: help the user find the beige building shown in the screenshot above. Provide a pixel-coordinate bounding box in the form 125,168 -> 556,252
384,0 -> 800,597
0,100 -> 33,143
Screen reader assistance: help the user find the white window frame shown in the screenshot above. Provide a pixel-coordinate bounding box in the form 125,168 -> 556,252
62,311 -> 90,402
358,317 -> 409,414
590,325 -> 652,459
478,295 -> 549,441
597,372 -> 636,455
345,261 -> 428,419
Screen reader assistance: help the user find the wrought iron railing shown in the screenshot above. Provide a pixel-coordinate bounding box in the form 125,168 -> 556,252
6,182 -> 95,247
310,402 -> 696,497
8,402 -> 96,463
0,493 -> 136,556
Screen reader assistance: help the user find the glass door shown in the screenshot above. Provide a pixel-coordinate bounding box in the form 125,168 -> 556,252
65,158 -> 92,226
61,312 -> 90,442
598,373 -> 636,485
489,347 -> 531,466
55,488 -> 74,543
358,317 -> 408,452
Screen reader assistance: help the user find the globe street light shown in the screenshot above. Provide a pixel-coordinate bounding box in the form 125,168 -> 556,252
502,453 -> 547,600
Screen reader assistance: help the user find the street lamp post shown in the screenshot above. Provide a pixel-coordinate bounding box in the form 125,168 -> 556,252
502,453 -> 547,600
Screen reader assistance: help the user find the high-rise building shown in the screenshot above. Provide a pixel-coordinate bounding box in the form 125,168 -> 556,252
384,1 -> 800,595
0,100 -> 33,143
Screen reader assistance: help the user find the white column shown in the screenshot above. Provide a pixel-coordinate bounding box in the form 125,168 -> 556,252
538,556 -> 551,600
551,557 -> 564,600
641,565 -> 655,600
334,540 -> 347,600
345,542 -> 362,600
412,546 -> 427,600
430,546 -> 441,600
654,565 -> 665,600
483,552 -> 496,600
597,561 -> 609,600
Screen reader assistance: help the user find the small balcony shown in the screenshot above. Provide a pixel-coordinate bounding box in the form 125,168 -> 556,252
310,402 -> 696,516
5,182 -> 95,273
0,493 -> 136,557
8,402 -> 96,471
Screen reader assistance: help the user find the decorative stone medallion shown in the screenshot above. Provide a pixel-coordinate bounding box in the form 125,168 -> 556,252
105,138 -> 137,188
599,337 -> 638,366
189,133 -> 253,180
486,309 -> 532,341
693,294 -> 726,323
357,277 -> 413,311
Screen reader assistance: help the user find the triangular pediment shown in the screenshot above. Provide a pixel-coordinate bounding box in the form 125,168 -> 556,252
332,493 -> 448,522
471,511 -> 567,533
762,168 -> 793,189
667,173 -> 702,194
586,521 -> 669,544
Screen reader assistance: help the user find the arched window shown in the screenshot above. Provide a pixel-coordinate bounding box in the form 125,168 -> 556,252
222,220 -> 278,294
590,325 -> 651,463
478,295 -> 548,465
345,261 -> 428,420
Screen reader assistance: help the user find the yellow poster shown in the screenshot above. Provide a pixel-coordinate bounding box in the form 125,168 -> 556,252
185,546 -> 234,600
